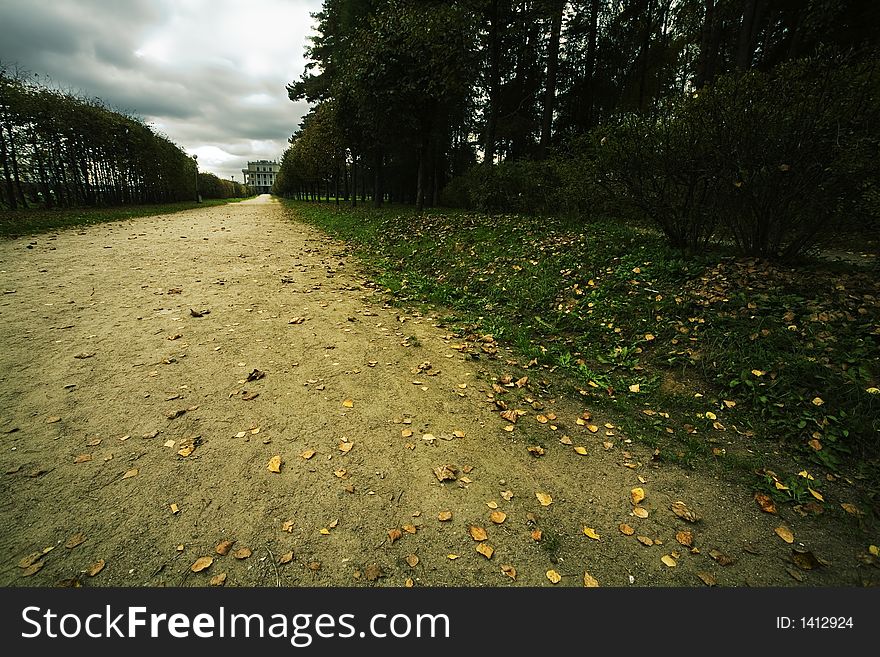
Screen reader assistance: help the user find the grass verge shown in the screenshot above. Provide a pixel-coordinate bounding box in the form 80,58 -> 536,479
282,199 -> 880,514
0,198 -> 253,238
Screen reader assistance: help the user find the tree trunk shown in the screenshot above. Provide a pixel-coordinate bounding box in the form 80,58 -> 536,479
372,149 -> 382,207
484,0 -> 500,164
415,142 -> 426,212
694,0 -> 716,88
539,0 -> 564,158
584,0 -> 600,128
736,0 -> 761,70
0,129 -> 16,209
637,0 -> 655,113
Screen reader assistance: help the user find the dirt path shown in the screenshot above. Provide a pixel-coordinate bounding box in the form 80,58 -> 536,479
0,196 -> 873,587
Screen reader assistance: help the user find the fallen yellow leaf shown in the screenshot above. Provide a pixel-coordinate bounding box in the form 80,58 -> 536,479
191,557 -> 213,572
808,488 -> 824,502
582,527 -> 600,540
338,441 -> 354,453
628,384 -> 640,393
267,455 -> 282,473
535,492 -> 552,506
489,511 -> 507,524
661,555 -> 677,567
300,449 -> 316,459
774,526 -> 795,543
342,399 -> 354,408
501,564 -> 516,580
573,446 -> 587,455
469,526 -> 488,541
438,511 -> 453,521
583,571 -> 600,587
476,543 -> 494,559
546,569 -> 562,584
631,487 -> 646,505
811,397 -> 824,406
619,523 -> 635,536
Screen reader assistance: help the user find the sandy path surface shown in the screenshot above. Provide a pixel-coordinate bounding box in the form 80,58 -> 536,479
0,196 -> 872,587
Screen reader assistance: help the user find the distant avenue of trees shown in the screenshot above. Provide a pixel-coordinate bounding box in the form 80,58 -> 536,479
277,0 -> 879,259
0,66 -> 251,210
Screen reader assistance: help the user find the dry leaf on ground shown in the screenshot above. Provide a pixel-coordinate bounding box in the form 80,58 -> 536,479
709,549 -> 735,566
267,455 -> 282,473
476,543 -> 494,559
65,533 -> 86,549
697,572 -> 717,586
535,492 -> 552,506
191,556 -> 213,572
754,492 -> 777,514
631,487 -> 645,505
583,527 -> 600,540
546,570 -> 562,584
469,526 -> 488,541
774,526 -> 795,544
670,501 -> 701,523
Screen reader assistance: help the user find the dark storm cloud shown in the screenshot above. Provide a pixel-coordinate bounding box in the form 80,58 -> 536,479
0,0 -> 320,180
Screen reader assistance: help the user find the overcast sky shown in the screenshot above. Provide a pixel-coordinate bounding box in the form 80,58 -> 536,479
0,0 -> 323,181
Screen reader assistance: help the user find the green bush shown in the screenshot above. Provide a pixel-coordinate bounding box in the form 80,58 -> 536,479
596,54 -> 880,259
595,109 -> 719,251
699,57 -> 880,260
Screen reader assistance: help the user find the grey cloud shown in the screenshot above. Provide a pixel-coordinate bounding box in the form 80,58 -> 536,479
0,0 -> 319,182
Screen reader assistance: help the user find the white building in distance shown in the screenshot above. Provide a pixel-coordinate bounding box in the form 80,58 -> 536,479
242,159 -> 280,194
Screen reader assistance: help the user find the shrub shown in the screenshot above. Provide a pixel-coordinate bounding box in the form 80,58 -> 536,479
595,106 -> 720,252
698,56 -> 880,260
596,54 -> 880,259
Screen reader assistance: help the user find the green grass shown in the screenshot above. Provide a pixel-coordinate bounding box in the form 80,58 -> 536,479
0,197 -> 253,238
281,199 -> 880,505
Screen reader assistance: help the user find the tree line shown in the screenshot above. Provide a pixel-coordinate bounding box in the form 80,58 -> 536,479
0,66 -> 250,210
276,0 -> 879,259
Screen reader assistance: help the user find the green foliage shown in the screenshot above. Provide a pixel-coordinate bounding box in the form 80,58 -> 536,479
198,172 -> 251,200
594,55 -> 880,259
284,200 -> 880,478
0,67 -> 204,210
